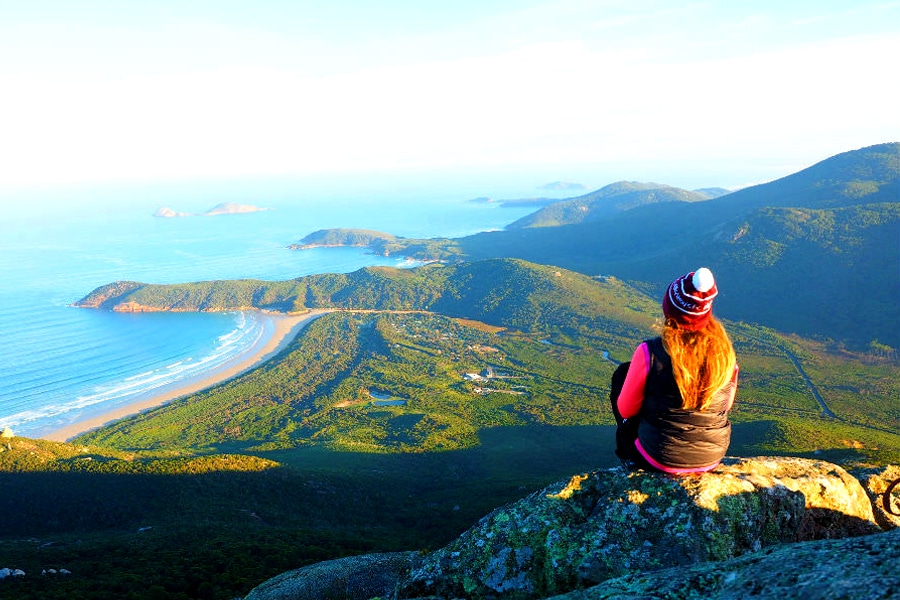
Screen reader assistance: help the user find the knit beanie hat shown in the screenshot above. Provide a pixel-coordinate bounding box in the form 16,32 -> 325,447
662,267 -> 718,330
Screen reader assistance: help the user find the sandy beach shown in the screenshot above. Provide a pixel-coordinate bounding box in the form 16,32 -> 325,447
42,309 -> 331,443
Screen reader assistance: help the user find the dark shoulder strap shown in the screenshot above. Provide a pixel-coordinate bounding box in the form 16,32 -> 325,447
645,337 -> 667,367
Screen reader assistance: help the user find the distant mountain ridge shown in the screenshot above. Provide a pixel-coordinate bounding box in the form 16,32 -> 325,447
154,202 -> 271,218
315,143 -> 896,348
465,143 -> 900,347
506,181 -> 714,229
505,141 -> 897,230
709,142 -> 899,211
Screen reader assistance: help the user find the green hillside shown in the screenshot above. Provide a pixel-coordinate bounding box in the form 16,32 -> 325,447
506,181 -> 711,229
326,143 -> 898,348
2,430 -> 601,600
461,200 -> 899,347
75,259 -> 656,340
707,203 -> 900,345
73,258 -> 899,460
72,306 -> 900,461
709,141 -> 899,210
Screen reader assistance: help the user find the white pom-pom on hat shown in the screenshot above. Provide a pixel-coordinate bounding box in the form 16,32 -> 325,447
691,267 -> 715,293
663,267 -> 718,328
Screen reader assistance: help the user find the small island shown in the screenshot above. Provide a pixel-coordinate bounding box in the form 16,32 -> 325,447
153,202 -> 272,218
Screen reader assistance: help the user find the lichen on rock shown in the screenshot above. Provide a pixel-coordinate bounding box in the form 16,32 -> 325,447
243,457 -> 894,600
398,457 -> 879,599
549,527 -> 900,600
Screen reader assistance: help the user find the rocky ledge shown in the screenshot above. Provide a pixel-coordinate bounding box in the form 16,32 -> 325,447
244,456 -> 899,600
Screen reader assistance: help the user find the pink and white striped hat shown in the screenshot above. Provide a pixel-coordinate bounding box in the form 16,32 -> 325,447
662,267 -> 718,330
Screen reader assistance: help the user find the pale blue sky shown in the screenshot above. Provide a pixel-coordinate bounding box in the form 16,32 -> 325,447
1,0 -> 897,191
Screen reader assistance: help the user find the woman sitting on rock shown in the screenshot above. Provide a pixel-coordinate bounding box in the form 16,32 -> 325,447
610,267 -> 738,474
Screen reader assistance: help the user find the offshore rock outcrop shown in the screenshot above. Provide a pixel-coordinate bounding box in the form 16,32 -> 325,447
244,457 -> 896,600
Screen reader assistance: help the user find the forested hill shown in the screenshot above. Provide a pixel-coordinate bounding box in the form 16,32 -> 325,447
507,142 -> 899,230
74,258 -> 659,338
303,143 -> 896,348
505,181 -> 713,229
708,141 -> 899,211
458,143 -> 900,348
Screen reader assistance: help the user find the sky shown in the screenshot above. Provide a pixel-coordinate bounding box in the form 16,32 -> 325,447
1,0 -> 898,194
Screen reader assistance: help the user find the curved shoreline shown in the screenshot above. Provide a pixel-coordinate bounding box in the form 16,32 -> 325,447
41,309 -> 330,443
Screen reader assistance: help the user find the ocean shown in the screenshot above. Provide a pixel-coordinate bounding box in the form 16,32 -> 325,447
0,176 -> 546,438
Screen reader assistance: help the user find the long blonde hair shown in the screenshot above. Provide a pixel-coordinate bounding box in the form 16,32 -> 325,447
661,316 -> 736,411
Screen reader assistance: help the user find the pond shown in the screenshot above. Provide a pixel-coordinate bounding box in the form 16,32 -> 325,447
372,399 -> 407,407
369,390 -> 407,407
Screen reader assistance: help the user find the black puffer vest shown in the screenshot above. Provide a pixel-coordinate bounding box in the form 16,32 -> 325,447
637,337 -> 733,469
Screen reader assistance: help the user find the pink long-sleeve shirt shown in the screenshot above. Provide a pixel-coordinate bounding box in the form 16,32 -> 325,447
617,342 -> 739,473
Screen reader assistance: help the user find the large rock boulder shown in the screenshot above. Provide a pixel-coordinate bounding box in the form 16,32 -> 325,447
550,527 -> 900,600
243,457 -> 888,600
401,456 -> 880,599
243,552 -> 416,600
848,464 -> 900,530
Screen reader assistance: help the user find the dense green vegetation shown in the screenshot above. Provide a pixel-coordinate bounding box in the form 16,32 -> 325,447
71,309 -> 900,463
75,260 -> 658,340
74,265 -> 662,453
461,145 -> 899,347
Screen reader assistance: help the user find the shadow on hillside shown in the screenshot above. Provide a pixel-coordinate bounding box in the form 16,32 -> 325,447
0,425 -> 617,599
0,423 -> 885,600
0,426 -> 614,537
0,423 -> 872,539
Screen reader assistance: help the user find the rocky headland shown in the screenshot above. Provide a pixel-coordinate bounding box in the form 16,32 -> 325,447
244,457 -> 899,600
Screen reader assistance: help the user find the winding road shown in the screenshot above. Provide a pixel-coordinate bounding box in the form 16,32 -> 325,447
744,336 -> 896,436
779,346 -> 838,418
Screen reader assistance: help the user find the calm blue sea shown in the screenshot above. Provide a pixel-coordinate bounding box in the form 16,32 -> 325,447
0,177 -> 546,438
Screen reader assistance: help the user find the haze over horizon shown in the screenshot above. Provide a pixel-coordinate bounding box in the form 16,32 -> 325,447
1,0 -> 897,198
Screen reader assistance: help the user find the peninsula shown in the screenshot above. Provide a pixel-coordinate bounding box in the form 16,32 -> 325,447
288,228 -> 398,250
